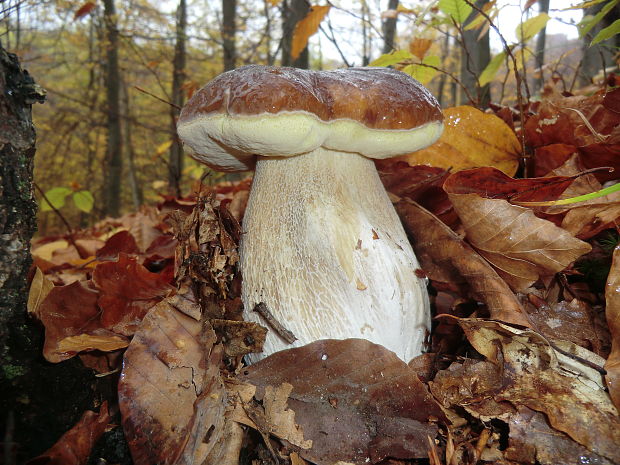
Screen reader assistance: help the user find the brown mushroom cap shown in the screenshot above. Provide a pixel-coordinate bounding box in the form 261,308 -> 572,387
178,65 -> 444,171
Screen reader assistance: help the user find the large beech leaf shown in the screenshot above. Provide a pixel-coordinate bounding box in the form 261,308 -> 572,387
444,176 -> 591,291
118,300 -> 226,465
604,245 -> 620,409
397,106 -> 520,176
290,5 -> 330,60
37,281 -> 129,363
238,339 -> 445,465
92,253 -> 173,336
26,403 -> 110,465
396,200 -> 529,327
455,319 -> 620,463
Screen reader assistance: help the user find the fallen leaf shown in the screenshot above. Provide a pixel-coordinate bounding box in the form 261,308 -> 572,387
396,200 -> 529,327
92,253 -> 173,336
291,5 -> 331,60
459,319 -> 620,462
444,185 -> 591,291
604,245 -> 620,409
27,267 -> 54,318
96,230 -> 140,259
37,280 -> 129,363
397,106 -> 521,176
119,300 -> 226,465
239,338 -> 444,465
263,383 -> 312,449
504,406 -> 614,465
26,402 -> 110,465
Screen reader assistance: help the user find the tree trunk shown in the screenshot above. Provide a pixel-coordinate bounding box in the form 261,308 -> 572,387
459,0 -> 490,106
102,0 -> 122,217
169,0 -> 187,197
533,0 -> 550,93
222,0 -> 237,71
0,43 -> 99,465
579,4 -> 620,86
382,0 -> 399,54
281,0 -> 309,68
122,78 -> 143,209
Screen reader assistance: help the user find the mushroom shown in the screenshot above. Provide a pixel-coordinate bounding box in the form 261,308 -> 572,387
177,65 -> 443,362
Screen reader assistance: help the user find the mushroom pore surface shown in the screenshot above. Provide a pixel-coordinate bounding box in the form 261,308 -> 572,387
177,65 -> 444,362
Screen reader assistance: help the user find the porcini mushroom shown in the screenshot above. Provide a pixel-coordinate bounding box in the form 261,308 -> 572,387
177,65 -> 443,362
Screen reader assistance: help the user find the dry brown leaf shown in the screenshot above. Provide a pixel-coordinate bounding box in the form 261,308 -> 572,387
396,200 -> 529,327
291,5 -> 330,60
239,338 -> 444,465
447,192 -> 591,291
504,406 -> 614,465
604,245 -> 620,409
459,319 -> 620,462
27,267 -> 54,318
397,106 -> 520,175
118,299 -> 226,465
409,37 -> 432,59
26,402 -> 110,465
263,383 -> 312,449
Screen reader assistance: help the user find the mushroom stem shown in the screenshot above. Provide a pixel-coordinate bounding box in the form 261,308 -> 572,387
241,147 -> 430,362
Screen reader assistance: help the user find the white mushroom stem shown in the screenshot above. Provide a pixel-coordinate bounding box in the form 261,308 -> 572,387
241,147 -> 430,362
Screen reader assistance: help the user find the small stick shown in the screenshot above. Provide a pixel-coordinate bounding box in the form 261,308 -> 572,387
253,302 -> 297,344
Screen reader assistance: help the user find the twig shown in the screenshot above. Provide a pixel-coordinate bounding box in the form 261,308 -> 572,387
410,61 -> 477,106
34,182 -> 86,259
253,302 -> 297,344
134,86 -> 180,110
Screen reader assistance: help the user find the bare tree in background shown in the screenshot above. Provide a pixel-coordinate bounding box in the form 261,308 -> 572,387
222,0 -> 237,71
533,0 -> 550,93
459,0 -> 490,106
281,0 -> 309,68
169,0 -> 187,197
102,0 -> 123,217
382,0 -> 399,54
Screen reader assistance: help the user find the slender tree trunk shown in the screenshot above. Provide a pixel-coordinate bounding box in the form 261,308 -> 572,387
102,0 -> 122,217
169,0 -> 187,197
361,0 -> 371,65
264,0 -> 275,65
281,0 -> 309,68
533,0 -> 550,93
382,0 -> 399,54
122,78 -> 143,208
222,0 -> 237,71
459,0 -> 490,106
436,33 -> 451,106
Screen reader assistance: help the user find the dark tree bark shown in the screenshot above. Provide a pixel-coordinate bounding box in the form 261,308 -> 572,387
533,0 -> 550,93
169,0 -> 187,197
0,44 -> 98,465
281,0 -> 309,68
102,0 -> 123,217
382,0 -> 399,54
222,0 -> 237,71
459,0 -> 490,106
579,3 -> 620,86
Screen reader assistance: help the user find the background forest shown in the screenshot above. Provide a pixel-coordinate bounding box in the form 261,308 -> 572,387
1,0 -> 619,236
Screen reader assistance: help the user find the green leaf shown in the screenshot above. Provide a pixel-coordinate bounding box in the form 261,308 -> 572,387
591,18 -> 620,45
478,50 -> 506,86
369,49 -> 413,67
438,0 -> 473,24
578,0 -> 619,38
562,0 -> 608,10
72,190 -> 94,213
41,187 -> 72,211
516,13 -> 550,42
402,55 -> 441,85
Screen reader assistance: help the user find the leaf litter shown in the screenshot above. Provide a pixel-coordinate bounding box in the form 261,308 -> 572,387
25,80 -> 620,464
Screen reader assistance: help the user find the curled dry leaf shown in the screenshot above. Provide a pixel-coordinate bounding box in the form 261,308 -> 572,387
92,253 -> 174,336
396,106 -> 521,176
458,319 -> 620,462
27,267 -> 54,318
444,173 -> 591,291
118,299 -> 226,465
604,245 -> 620,409
238,338 -> 445,465
396,200 -> 529,327
37,280 -> 129,363
26,402 -> 110,465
